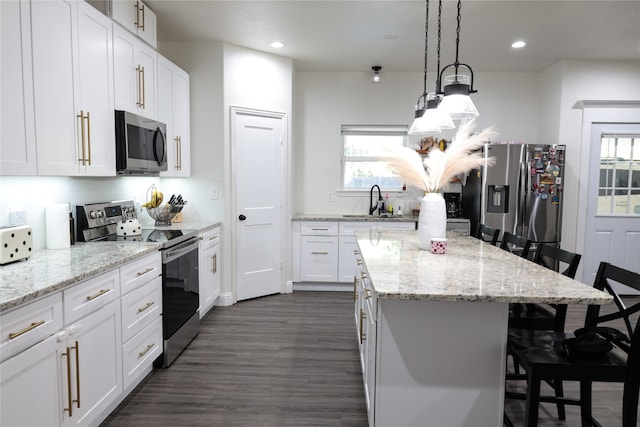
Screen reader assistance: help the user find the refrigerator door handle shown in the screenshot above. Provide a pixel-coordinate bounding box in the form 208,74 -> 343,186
516,153 -> 527,236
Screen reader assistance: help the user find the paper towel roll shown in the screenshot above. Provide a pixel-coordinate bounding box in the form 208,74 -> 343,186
46,204 -> 70,249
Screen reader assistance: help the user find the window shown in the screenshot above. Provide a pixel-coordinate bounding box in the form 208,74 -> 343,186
341,125 -> 408,190
597,133 -> 640,215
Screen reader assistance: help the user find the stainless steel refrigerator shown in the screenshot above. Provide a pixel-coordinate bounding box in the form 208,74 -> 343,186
461,143 -> 566,245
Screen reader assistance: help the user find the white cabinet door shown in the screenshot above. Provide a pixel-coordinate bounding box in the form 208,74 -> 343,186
31,0 -> 115,176
0,0 -> 36,175
76,1 -> 115,176
113,25 -> 157,119
31,0 -> 79,176
300,236 -> 339,282
112,0 -> 157,48
159,56 -> 190,177
339,236 -> 360,283
0,333 -> 65,427
65,299 -> 122,427
199,227 -> 221,318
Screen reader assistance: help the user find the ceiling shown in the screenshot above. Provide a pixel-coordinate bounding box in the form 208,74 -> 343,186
145,0 -> 640,73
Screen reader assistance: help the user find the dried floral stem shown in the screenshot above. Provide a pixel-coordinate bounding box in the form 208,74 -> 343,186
380,119 -> 498,192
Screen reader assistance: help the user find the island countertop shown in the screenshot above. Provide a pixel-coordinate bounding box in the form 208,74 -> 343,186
355,230 -> 612,305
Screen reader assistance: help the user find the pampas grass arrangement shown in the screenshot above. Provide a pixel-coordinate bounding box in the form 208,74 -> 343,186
381,119 -> 498,192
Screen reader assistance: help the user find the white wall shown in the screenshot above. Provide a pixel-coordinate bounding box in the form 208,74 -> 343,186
544,60 -> 640,254
222,44 -> 294,301
293,71 -> 540,215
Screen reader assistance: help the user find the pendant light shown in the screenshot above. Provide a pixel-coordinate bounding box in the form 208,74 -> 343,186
408,0 -> 441,135
437,0 -> 479,120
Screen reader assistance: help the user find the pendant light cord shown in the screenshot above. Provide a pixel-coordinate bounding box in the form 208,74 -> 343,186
421,0 -> 430,100
435,0 -> 443,95
454,0 -> 461,74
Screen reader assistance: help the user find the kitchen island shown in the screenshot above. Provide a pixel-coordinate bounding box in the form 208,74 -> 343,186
354,230 -> 612,427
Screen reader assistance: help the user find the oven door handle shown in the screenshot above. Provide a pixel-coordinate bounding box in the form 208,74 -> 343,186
162,238 -> 199,264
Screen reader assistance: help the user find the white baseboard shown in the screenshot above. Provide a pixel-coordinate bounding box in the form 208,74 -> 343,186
284,280 -> 293,293
292,282 -> 352,292
216,292 -> 234,306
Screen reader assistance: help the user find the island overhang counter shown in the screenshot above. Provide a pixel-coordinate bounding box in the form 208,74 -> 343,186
353,230 -> 612,427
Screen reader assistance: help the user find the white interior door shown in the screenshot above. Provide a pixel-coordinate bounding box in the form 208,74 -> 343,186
233,109 -> 284,301
583,123 -> 640,293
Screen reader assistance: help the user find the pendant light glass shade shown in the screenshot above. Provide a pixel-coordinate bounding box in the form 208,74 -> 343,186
439,74 -> 478,120
409,93 -> 455,135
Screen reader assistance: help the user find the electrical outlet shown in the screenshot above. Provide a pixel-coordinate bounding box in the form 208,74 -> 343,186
209,186 -> 218,200
328,191 -> 335,202
9,210 -> 27,226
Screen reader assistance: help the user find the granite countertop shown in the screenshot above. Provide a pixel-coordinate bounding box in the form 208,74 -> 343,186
0,221 -> 221,314
292,213 -> 469,223
355,230 -> 612,305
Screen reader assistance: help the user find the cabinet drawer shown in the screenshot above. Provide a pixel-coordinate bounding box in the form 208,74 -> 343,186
121,276 -> 162,343
377,221 -> 416,231
0,293 -> 63,362
64,269 -> 120,325
300,235 -> 339,282
339,221 -> 374,236
199,226 -> 221,251
122,316 -> 162,390
300,221 -> 338,236
120,252 -> 161,295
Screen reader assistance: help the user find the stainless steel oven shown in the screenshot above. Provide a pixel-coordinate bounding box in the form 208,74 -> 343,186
160,235 -> 200,367
76,200 -> 200,367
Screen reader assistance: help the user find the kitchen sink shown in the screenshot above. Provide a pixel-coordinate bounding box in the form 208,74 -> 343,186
341,214 -> 404,219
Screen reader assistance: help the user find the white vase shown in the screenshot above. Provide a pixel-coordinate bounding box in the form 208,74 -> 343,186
418,192 -> 447,250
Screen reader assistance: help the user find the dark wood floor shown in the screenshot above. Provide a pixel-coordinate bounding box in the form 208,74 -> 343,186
102,292 -> 638,427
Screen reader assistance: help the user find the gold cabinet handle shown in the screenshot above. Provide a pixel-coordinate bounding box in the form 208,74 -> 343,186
138,343 -> 155,359
311,228 -> 329,231
354,250 -> 360,255
133,1 -> 139,27
71,341 -> 80,410
8,320 -> 45,339
137,301 -> 155,313
364,288 -> 372,300
77,110 -> 86,165
85,111 -> 91,165
136,267 -> 153,276
353,276 -> 357,302
209,235 -> 218,241
361,272 -> 367,279
136,65 -> 143,107
141,66 -> 145,108
356,259 -> 363,265
86,288 -> 110,301
212,253 -> 217,274
139,3 -> 145,31
311,251 -> 329,255
174,136 -> 180,170
63,347 -> 73,417
359,309 -> 366,344
177,136 -> 182,170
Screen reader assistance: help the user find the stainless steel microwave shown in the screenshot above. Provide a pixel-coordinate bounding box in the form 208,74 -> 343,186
115,110 -> 167,175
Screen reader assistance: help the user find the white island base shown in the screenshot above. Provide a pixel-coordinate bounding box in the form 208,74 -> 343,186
373,299 -> 508,427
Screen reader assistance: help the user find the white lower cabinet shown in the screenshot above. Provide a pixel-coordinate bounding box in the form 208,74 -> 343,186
295,220 -> 416,284
0,252 -> 163,427
63,298 -> 122,427
199,227 -> 221,318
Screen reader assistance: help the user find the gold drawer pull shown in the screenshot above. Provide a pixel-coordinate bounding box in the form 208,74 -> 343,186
137,301 -> 155,313
138,343 -> 155,359
311,251 -> 329,255
137,267 -> 153,276
311,228 -> 329,231
86,289 -> 110,301
209,235 -> 218,241
354,250 -> 360,255
364,288 -> 372,299
361,272 -> 367,279
8,320 -> 45,339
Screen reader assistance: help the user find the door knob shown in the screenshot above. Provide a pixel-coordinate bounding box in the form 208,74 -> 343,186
238,214 -> 246,221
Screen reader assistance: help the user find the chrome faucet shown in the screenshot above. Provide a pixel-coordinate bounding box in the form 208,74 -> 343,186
369,185 -> 383,215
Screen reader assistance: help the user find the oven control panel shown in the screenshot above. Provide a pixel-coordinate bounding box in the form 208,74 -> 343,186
76,200 -> 137,241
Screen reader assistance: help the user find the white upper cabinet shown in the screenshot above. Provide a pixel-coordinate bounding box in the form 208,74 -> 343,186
113,24 -> 158,120
1,0 -> 37,176
111,0 -> 157,48
159,55 -> 191,177
31,0 -> 115,176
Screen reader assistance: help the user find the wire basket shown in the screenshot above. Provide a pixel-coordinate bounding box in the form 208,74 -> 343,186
146,204 -> 179,225
143,184 -> 186,225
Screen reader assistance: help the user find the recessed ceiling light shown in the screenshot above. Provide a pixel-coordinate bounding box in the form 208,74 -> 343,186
270,41 -> 285,48
512,40 -> 526,49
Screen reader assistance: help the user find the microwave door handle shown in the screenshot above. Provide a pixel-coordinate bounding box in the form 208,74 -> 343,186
153,127 -> 166,166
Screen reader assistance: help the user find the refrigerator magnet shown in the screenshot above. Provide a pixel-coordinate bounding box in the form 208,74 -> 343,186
552,195 -> 560,205
555,176 -> 562,185
541,193 -> 548,200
